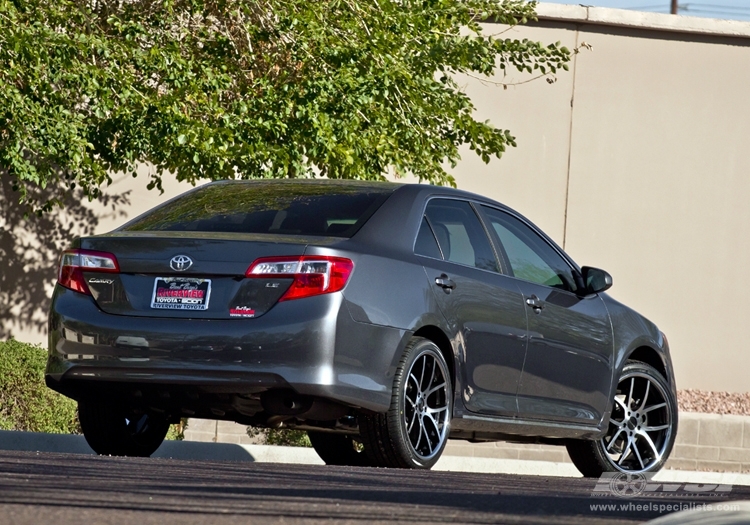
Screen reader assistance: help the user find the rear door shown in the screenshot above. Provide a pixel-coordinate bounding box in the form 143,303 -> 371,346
416,198 -> 527,418
478,205 -> 614,426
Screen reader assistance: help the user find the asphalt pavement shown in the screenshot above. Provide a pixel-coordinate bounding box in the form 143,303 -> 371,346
1,450 -> 748,525
2,429 -> 750,486
1,431 -> 750,524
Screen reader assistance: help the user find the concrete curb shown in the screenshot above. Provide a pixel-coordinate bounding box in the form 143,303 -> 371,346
2,430 -> 749,486
186,413 -> 750,474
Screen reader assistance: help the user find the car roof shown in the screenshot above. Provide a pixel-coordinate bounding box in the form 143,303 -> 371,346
205,179 -> 404,192
214,179 -> 505,205
338,182 -> 513,255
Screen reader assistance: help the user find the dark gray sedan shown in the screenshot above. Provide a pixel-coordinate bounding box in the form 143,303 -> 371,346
46,180 -> 677,476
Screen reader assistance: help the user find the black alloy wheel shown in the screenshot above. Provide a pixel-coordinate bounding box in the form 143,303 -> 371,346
359,337 -> 452,469
567,361 -> 677,477
78,401 -> 171,457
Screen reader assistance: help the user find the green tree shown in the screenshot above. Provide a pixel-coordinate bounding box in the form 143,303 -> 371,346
0,0 -> 571,211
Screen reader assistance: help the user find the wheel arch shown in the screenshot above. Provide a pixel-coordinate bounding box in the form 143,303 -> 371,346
602,340 -> 675,435
413,325 -> 455,391
623,345 -> 669,382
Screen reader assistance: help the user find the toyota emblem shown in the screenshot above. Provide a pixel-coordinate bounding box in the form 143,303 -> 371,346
170,255 -> 193,272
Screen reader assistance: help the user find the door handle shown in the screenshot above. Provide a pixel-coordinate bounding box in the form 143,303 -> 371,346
435,274 -> 456,291
526,294 -> 544,313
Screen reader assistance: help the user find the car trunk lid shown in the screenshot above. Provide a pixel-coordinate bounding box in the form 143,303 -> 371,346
78,232 -> 340,319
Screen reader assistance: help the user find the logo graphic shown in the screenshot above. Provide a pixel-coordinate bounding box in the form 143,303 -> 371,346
170,255 -> 193,272
591,472 -> 734,499
87,278 -> 114,285
230,306 -> 256,318
609,473 -> 648,498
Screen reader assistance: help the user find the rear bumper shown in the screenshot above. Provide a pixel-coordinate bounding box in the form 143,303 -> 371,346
46,286 -> 409,414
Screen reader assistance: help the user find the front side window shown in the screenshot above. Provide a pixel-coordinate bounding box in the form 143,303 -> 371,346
424,199 -> 498,272
481,206 -> 577,291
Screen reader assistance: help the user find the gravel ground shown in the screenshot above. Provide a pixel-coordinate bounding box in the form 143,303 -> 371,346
678,389 -> 750,416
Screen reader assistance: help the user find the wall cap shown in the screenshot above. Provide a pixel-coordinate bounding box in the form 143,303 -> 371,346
679,411 -> 750,422
535,2 -> 750,39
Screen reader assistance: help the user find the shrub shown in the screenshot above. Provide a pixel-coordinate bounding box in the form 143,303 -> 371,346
0,339 -> 79,433
0,339 -> 188,439
165,419 -> 188,441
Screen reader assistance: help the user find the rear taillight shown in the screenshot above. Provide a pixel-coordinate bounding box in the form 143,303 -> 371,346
57,249 -> 120,295
246,256 -> 354,301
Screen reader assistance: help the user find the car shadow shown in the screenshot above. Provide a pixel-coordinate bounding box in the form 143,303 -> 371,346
0,430 -> 256,462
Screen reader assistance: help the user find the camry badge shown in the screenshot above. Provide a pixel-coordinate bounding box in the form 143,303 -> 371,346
170,255 -> 193,272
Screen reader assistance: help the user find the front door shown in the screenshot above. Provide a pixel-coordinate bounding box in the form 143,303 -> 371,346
478,205 -> 614,426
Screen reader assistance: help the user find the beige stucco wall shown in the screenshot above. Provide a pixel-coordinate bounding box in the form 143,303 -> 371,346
565,25 -> 750,394
455,6 -> 750,392
7,5 -> 750,393
7,168 -> 200,346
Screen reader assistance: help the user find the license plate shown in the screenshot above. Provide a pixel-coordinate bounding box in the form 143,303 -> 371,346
150,277 -> 211,310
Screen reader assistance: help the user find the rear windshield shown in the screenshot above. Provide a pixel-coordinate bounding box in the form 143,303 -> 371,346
121,181 -> 398,237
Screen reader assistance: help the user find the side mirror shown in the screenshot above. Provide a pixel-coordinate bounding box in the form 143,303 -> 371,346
581,266 -> 613,295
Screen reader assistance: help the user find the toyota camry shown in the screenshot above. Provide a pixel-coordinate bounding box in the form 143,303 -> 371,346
46,180 -> 678,476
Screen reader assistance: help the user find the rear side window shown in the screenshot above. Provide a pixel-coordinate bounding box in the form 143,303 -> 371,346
424,199 -> 498,272
121,181 -> 397,237
414,217 -> 442,259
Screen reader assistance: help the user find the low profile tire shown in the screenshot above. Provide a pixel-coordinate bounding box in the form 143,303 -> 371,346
78,401 -> 170,457
308,432 -> 370,466
359,337 -> 452,469
567,361 -> 678,477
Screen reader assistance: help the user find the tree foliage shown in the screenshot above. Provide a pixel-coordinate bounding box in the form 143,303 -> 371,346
0,0 -> 571,210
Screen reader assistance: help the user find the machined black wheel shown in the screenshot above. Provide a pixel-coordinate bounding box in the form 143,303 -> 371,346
308,432 -> 370,466
79,401 -> 170,457
567,361 -> 677,477
359,337 -> 452,469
